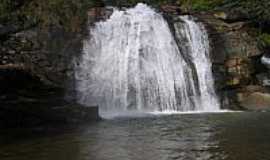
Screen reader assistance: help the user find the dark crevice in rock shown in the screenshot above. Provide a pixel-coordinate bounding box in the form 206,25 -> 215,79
0,58 -> 100,129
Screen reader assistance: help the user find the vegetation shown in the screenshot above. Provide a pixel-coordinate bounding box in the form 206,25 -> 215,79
222,0 -> 270,23
104,0 -> 270,23
1,0 -> 270,46
1,0 -> 270,27
178,0 -> 221,11
258,33 -> 270,49
0,0 -> 104,32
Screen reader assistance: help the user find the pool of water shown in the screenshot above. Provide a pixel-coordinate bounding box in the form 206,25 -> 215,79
1,112 -> 270,160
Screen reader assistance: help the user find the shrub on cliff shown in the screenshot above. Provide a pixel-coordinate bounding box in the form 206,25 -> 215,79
258,33 -> 270,51
0,0 -> 104,34
221,0 -> 270,27
179,0 -> 222,11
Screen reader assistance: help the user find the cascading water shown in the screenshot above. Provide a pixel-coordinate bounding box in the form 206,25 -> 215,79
74,3 -> 220,116
173,16 -> 220,111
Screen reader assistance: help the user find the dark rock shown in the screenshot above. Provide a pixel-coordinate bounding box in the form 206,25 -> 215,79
213,10 -> 249,23
0,18 -> 104,128
0,103 -> 100,128
0,2 -> 110,128
88,7 -> 113,25
8,50 -> 16,55
219,89 -> 243,110
160,5 -> 181,15
0,68 -> 100,128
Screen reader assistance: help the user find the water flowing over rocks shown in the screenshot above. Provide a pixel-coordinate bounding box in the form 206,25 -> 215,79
1,2 -> 270,127
75,4 -> 220,116
195,11 -> 270,110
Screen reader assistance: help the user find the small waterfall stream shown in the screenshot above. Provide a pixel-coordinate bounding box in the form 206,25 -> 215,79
74,3 -> 220,116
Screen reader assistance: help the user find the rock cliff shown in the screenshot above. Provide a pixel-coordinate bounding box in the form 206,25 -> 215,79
1,2 -> 270,128
197,11 -> 270,110
0,1 -> 105,128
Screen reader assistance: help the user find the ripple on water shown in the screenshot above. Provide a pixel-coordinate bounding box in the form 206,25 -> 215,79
0,112 -> 270,160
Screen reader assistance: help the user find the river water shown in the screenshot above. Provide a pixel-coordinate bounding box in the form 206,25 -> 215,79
1,112 -> 270,160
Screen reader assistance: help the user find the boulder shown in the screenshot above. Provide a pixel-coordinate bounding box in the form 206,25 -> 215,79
243,85 -> 266,93
240,92 -> 270,111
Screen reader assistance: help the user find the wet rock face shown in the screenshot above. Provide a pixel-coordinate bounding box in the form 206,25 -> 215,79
199,14 -> 261,63
166,10 -> 266,109
0,5 -> 109,90
0,28 -> 82,89
195,12 -> 268,110
224,57 -> 253,86
0,60 -> 100,128
0,5 -> 108,128
0,4 -> 268,111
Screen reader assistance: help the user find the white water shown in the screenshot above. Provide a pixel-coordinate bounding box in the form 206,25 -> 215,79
174,16 -> 220,111
74,4 -> 220,116
261,55 -> 270,69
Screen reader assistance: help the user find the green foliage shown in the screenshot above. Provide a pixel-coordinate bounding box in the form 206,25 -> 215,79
221,0 -> 270,23
23,0 -> 92,31
1,0 -> 270,32
180,0 -> 223,11
258,33 -> 270,48
0,0 -> 23,24
0,0 -> 104,32
0,0 -> 10,16
104,0 -> 222,11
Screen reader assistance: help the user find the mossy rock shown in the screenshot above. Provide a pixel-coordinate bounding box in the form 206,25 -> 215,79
259,33 -> 270,49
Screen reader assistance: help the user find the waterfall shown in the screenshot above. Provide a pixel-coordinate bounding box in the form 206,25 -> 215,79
74,3 -> 220,116
173,16 -> 220,111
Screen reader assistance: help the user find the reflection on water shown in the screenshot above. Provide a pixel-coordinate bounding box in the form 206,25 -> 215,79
1,112 -> 270,160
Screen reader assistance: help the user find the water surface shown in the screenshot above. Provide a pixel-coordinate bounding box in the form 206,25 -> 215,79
1,112 -> 270,160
